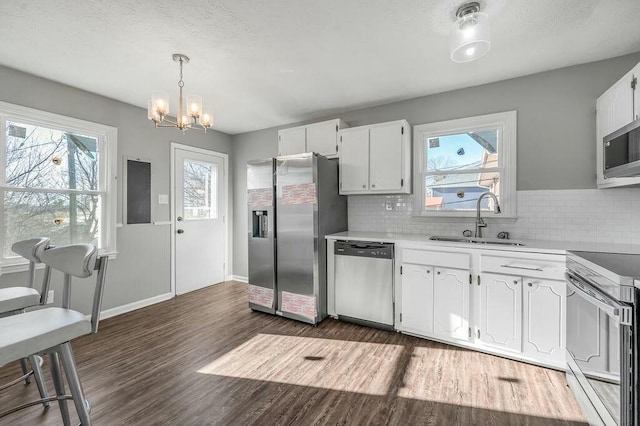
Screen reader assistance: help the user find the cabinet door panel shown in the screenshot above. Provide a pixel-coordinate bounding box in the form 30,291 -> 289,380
523,279 -> 564,362
634,64 -> 640,121
610,69 -> 635,131
369,122 -> 403,192
401,264 -> 433,335
566,286 -> 608,371
339,128 -> 370,192
278,127 -> 306,156
480,273 -> 522,352
596,93 -> 610,186
433,268 -> 469,341
306,121 -> 338,157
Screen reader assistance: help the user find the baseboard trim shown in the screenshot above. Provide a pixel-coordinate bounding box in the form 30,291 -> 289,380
227,275 -> 248,283
99,292 -> 173,320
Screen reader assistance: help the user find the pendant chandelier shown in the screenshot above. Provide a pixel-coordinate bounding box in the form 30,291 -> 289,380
147,54 -> 213,132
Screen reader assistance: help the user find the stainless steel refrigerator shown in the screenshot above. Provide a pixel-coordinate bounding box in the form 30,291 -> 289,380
247,153 -> 347,325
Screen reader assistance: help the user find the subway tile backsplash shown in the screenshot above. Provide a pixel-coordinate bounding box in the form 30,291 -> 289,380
348,189 -> 640,245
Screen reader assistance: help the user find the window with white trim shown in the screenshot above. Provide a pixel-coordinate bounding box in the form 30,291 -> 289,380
413,111 -> 517,217
0,101 -> 117,269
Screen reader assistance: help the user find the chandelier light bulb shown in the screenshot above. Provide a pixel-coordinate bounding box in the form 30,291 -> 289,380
201,112 -> 213,127
151,90 -> 169,116
187,95 -> 202,118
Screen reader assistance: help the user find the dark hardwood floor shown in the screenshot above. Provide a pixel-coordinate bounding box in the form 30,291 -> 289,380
0,281 -> 586,425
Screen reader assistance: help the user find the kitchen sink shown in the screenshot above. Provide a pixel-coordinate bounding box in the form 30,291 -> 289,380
429,236 -> 525,246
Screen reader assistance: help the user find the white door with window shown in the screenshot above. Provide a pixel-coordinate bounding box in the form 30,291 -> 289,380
174,147 -> 226,295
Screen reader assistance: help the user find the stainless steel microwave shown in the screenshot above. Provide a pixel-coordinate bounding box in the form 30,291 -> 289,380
604,118 -> 640,178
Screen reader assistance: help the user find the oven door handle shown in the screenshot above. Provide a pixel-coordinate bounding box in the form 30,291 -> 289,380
565,272 -> 621,320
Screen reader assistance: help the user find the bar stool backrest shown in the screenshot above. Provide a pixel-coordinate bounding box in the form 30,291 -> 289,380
39,244 -> 109,333
11,237 -> 50,292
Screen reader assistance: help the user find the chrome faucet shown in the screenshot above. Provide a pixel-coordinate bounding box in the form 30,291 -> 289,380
475,192 -> 501,238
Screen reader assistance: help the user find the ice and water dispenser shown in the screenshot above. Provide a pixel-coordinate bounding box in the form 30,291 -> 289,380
252,210 -> 269,238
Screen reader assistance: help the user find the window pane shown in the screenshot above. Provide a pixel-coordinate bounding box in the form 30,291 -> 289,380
183,160 -> 217,220
425,172 -> 500,211
425,129 -> 499,172
5,121 -> 99,190
4,191 -> 100,257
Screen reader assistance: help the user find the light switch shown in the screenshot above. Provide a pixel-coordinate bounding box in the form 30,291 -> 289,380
158,194 -> 169,205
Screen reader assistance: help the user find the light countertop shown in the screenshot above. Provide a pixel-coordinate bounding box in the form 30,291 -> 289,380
325,231 -> 640,256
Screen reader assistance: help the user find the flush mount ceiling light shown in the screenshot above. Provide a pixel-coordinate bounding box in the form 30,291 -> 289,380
450,2 -> 491,63
148,54 -> 213,132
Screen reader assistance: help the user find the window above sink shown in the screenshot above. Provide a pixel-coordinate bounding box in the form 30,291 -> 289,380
413,111 -> 517,219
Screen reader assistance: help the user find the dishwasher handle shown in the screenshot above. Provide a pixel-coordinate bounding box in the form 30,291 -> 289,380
334,241 -> 394,259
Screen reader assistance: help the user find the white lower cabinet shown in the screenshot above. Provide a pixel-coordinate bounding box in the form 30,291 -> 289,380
478,273 -> 566,364
400,264 -> 470,341
522,278 -> 565,364
433,268 -> 470,341
400,264 -> 433,335
479,273 -> 522,353
398,250 -> 471,342
396,246 -> 567,370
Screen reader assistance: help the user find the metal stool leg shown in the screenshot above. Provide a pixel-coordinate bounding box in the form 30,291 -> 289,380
49,352 -> 71,426
19,358 -> 31,384
59,342 -> 91,426
28,355 -> 50,408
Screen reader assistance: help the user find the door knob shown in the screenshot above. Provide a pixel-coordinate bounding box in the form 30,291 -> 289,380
177,216 -> 183,221
362,184 -> 366,188
372,184 -> 376,188
177,229 -> 184,234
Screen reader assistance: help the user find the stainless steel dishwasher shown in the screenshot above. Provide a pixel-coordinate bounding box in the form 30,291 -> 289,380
334,241 -> 394,329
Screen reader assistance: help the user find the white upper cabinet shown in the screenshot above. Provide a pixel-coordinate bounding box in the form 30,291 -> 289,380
370,122 -> 404,192
277,119 -> 348,158
596,63 -> 640,188
278,127 -> 306,156
635,63 -> 640,122
306,120 -> 342,157
340,127 -> 370,192
339,120 -> 411,195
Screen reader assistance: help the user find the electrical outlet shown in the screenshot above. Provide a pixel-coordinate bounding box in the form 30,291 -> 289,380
46,290 -> 54,304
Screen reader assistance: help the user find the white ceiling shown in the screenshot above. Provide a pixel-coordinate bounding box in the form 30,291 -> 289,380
1,0 -> 639,135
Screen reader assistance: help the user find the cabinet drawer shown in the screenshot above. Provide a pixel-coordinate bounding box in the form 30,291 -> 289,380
481,254 -> 565,280
403,249 -> 470,269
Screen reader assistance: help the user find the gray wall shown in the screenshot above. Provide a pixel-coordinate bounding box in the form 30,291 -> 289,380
231,52 -> 640,278
0,65 -> 232,314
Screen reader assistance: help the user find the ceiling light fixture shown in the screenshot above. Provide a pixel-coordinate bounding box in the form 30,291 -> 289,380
450,2 -> 491,63
148,54 -> 213,132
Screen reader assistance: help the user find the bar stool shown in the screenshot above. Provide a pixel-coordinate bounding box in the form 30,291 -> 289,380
0,243 -> 109,426
0,237 -> 51,406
